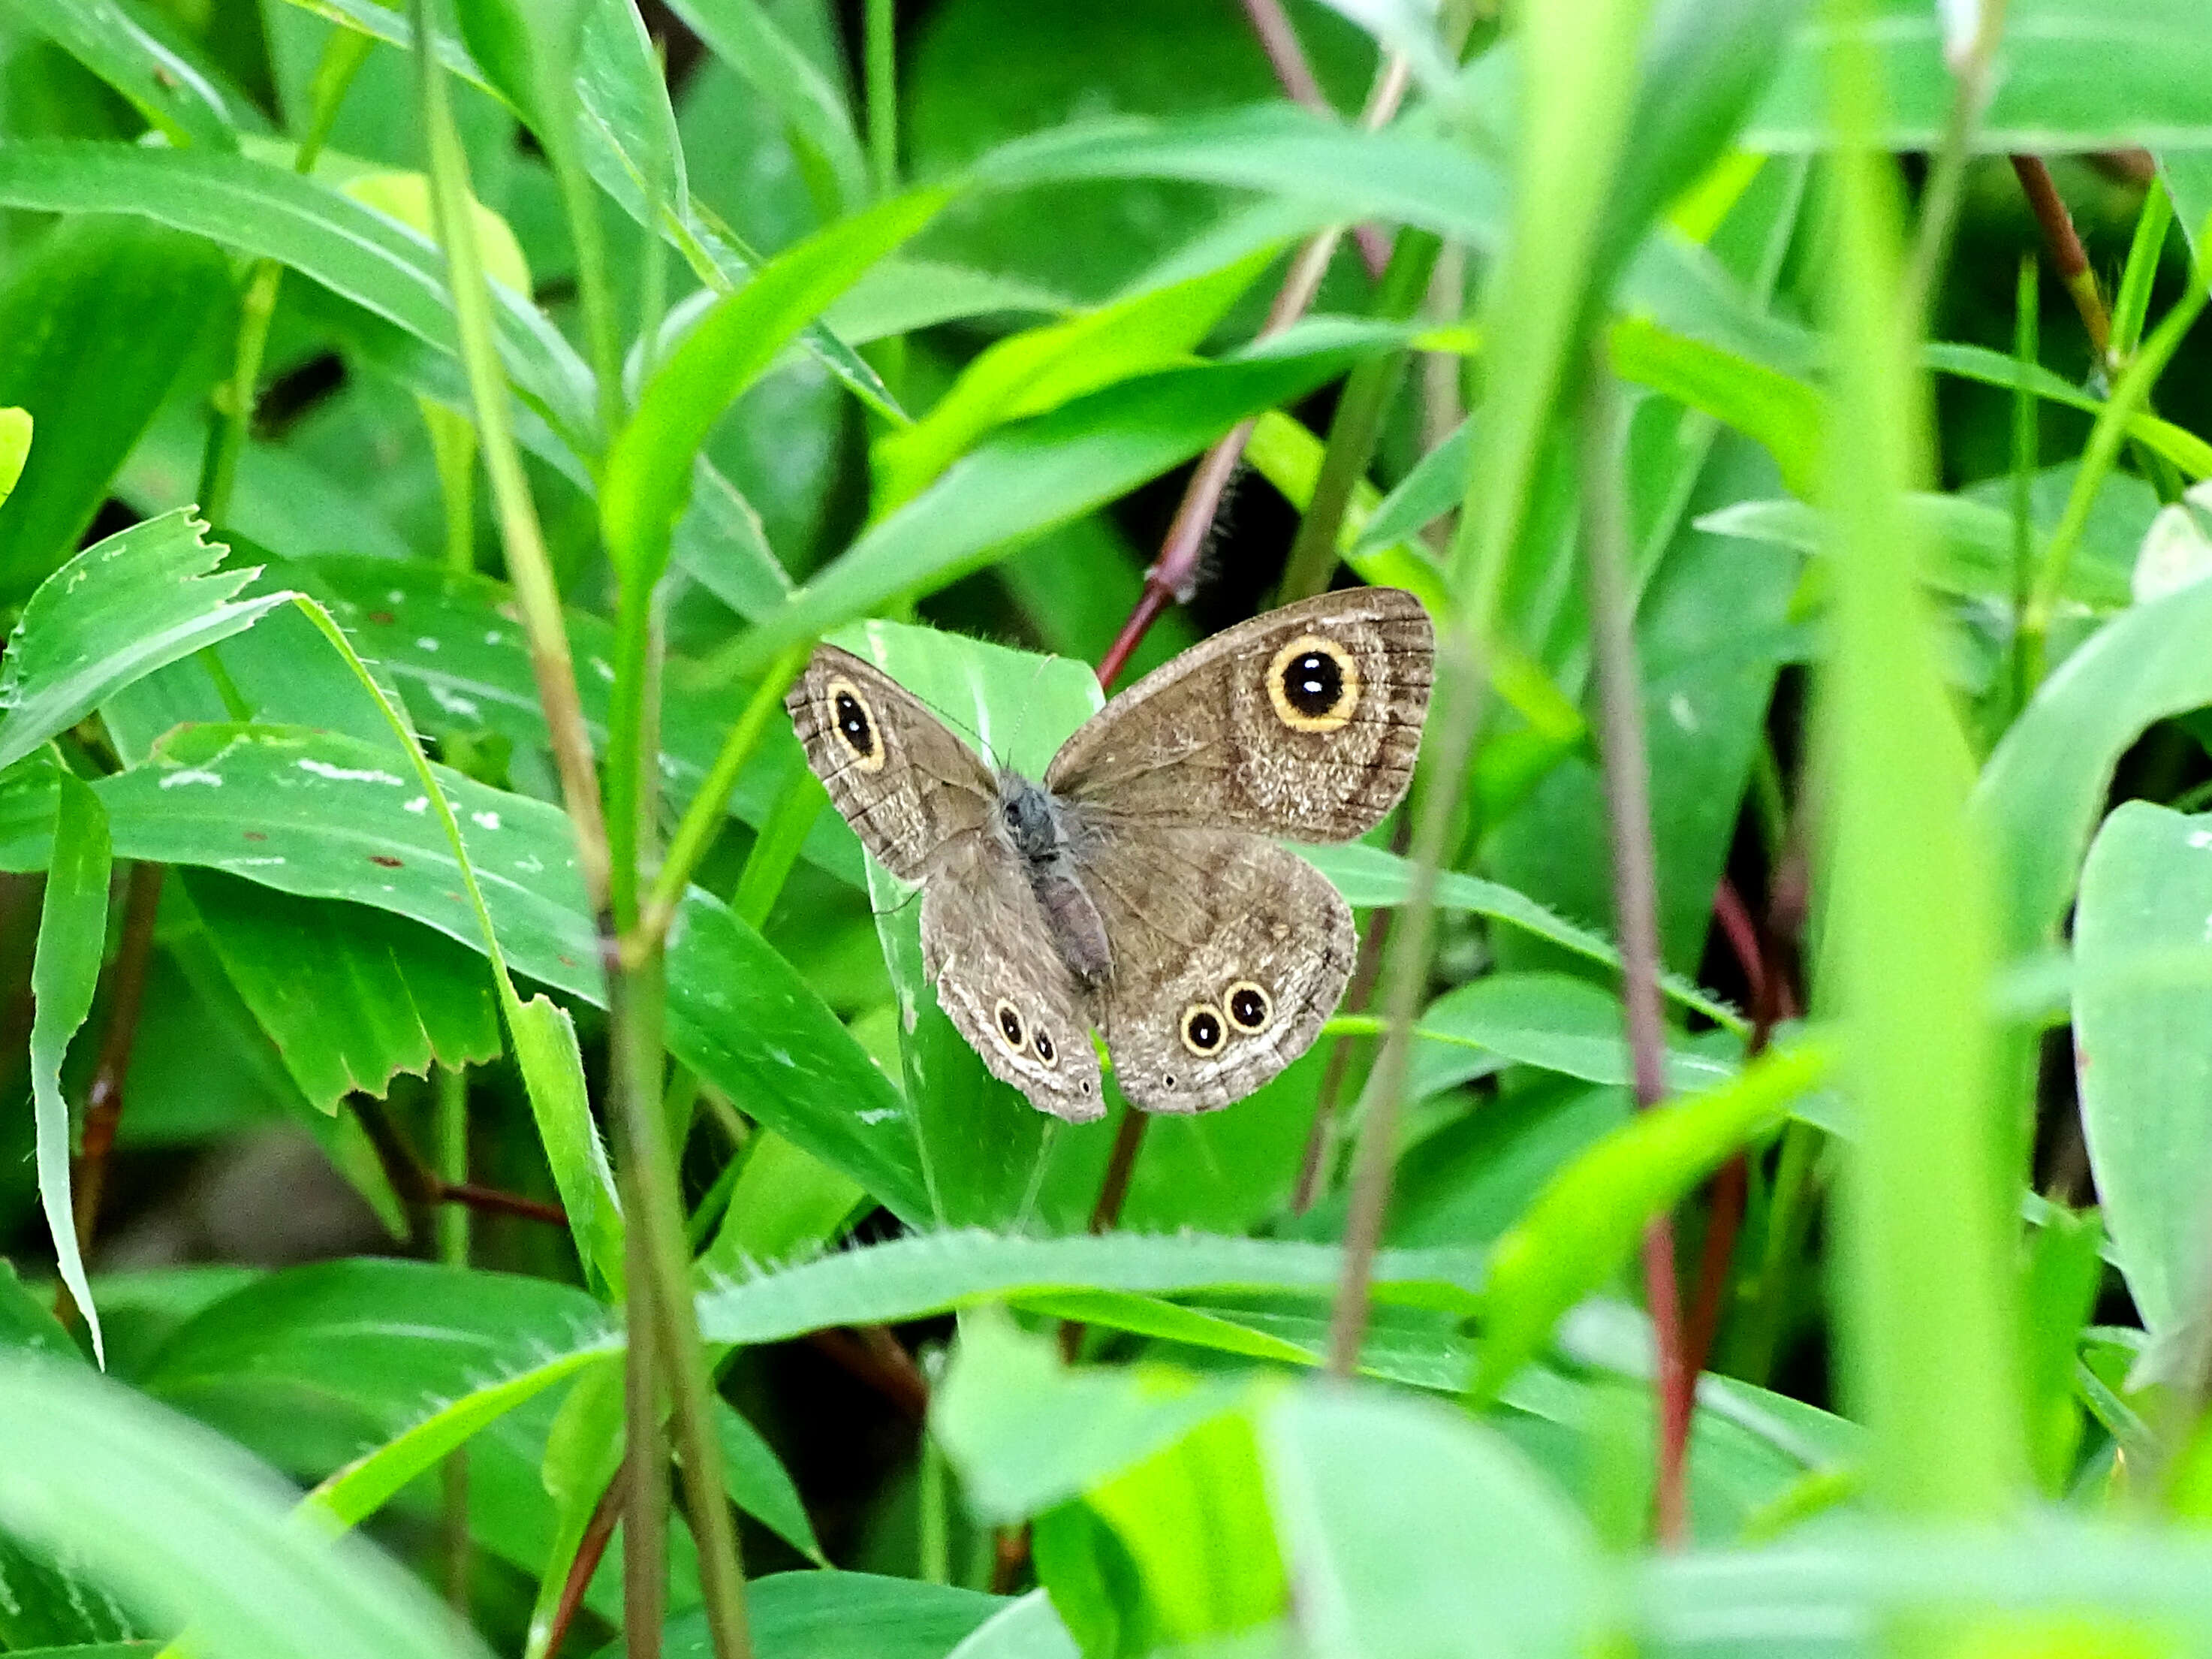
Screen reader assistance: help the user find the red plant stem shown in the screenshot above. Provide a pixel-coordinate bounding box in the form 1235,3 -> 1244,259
71,861 -> 166,1252
544,1462 -> 628,1659
443,1181 -> 569,1226
1581,363 -> 1691,1545
1237,0 -> 1390,278
809,1326 -> 930,1423
2010,154 -> 2111,362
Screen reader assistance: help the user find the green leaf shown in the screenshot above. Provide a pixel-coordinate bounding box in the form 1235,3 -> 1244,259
0,725 -> 927,1223
1608,315 -> 1824,497
944,1592 -> 1080,1659
0,1356 -> 499,1659
0,220 -> 233,602
933,1309 -> 1252,1523
0,140 -> 599,451
617,1573 -> 1007,1659
723,320 -> 1418,673
1404,972 -> 1739,1096
505,992 -> 625,1289
1746,0 -> 2212,153
12,0 -> 267,148
698,1129 -> 866,1276
183,871 -> 504,1112
1299,841 -> 1743,1031
2071,802 -> 2212,1339
1925,341 -> 2212,480
1972,575 -> 2212,956
871,246 -> 1273,512
665,0 -> 868,213
0,1258 -> 80,1363
1261,1386 -> 1602,1659
603,188 -> 948,590
0,511 -> 291,773
692,1231 -> 1484,1347
29,769 -> 112,1368
1472,1042 -> 1831,1403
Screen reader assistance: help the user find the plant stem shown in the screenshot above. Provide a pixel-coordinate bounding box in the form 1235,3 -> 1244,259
195,28 -> 370,523
641,646 -> 811,947
410,0 -> 612,912
1579,360 -> 1690,1545
1276,228 -> 1444,604
2010,155 -> 2112,365
1901,0 -> 2011,333
2007,255 -> 2039,725
621,1205 -> 668,1659
865,0 -> 897,200
1237,0 -> 1390,276
610,949 -> 752,1659
65,861 -> 164,1261
1291,897 -> 1392,1214
547,1465 -> 627,1659
1058,1110 -> 1150,1362
435,1063 -> 472,1610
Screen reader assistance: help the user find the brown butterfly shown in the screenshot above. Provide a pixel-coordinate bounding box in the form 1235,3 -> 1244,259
788,588 -> 1433,1121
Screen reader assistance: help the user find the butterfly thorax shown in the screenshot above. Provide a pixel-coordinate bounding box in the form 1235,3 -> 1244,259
994,771 -> 1114,986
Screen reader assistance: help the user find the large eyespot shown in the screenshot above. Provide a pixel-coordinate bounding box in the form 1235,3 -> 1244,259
1180,1003 -> 1226,1057
1264,634 -> 1361,732
824,677 -> 885,772
1225,981 -> 1273,1033
1032,1027 -> 1058,1068
993,999 -> 1026,1052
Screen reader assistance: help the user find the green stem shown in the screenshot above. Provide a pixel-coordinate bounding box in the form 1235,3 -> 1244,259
621,1195 -> 669,1659
612,951 -> 752,1659
864,0 -> 897,200
435,1063 -> 472,1612
641,647 -> 811,946
2006,255 -> 2038,727
1900,0 -> 2011,333
194,29 -> 372,523
1276,229 -> 1442,604
410,0 -> 611,912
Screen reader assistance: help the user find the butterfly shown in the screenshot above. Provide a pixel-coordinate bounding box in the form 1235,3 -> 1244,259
787,587 -> 1433,1121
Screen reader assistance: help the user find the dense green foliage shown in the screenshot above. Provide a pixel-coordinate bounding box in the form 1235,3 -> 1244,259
4,0 -> 2212,1654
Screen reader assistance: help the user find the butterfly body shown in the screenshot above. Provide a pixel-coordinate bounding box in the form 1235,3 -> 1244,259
788,587 -> 1434,1123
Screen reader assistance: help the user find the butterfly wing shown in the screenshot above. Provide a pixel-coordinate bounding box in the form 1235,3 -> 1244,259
786,644 -> 996,879
921,833 -> 1107,1123
1069,817 -> 1355,1114
1044,587 -> 1433,843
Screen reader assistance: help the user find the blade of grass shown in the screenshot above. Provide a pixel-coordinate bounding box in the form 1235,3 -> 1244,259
1819,0 -> 2026,1519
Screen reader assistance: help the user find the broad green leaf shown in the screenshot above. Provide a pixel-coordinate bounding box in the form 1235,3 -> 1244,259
11,0 -> 266,149
505,993 -> 624,1291
1972,575 -> 2212,956
620,1573 -> 1006,1659
824,258 -> 1073,344
933,1310 -> 1252,1523
1300,841 -> 1744,1031
1608,315 -> 1823,497
0,1259 -> 79,1362
184,871 -> 503,1112
294,557 -> 854,880
945,1592 -> 1080,1659
29,770 -> 112,1368
0,1356 -> 499,1659
1262,1386 -> 1602,1659
723,320 -> 1421,673
0,725 -> 927,1222
0,221 -> 232,602
1472,1042 -> 1831,1403
0,512 -> 291,774
1086,1408 -> 1283,1642
1403,972 -> 1739,1096
692,1231 -> 1485,1347
0,140 -> 599,451
872,247 -> 1273,511
603,188 -> 948,590
1746,0 -> 2212,153
699,1130 -> 866,1275
2071,803 -> 2212,1338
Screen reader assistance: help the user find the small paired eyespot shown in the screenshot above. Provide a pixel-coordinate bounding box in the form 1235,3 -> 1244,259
824,677 -> 885,773
1264,633 -> 1361,732
1180,1003 -> 1226,1057
993,999 -> 1025,1052
1032,1027 -> 1058,1068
